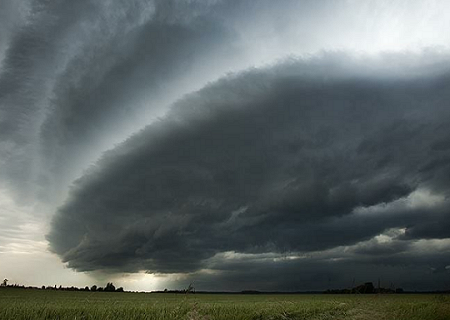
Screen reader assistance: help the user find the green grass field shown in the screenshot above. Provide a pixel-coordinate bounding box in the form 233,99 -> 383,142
0,288 -> 449,320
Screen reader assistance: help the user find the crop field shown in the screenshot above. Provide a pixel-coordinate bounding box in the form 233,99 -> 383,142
0,288 -> 449,320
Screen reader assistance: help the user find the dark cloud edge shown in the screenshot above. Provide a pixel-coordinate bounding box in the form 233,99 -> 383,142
47,53 -> 450,289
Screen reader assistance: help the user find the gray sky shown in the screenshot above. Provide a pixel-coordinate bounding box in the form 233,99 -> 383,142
1,0 -> 450,292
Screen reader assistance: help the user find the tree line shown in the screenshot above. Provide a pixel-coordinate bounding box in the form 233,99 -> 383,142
1,279 -> 124,292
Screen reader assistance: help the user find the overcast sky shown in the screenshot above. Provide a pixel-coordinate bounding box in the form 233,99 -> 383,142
1,0 -> 450,292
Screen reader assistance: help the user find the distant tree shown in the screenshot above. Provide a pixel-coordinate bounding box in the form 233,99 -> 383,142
363,282 -> 374,294
116,287 -> 124,292
105,282 -> 116,292
97,287 -> 104,292
91,285 -> 97,292
41,285 -> 45,290
185,282 -> 195,294
84,286 -> 90,291
1,279 -> 8,287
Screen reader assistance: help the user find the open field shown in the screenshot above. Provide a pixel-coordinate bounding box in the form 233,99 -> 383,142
0,288 -> 449,320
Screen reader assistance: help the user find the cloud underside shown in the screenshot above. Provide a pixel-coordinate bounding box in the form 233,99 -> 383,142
46,56 -> 450,289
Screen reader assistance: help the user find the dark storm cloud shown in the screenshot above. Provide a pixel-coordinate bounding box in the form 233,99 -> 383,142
47,53 -> 450,286
39,0 -> 238,203
0,0 -> 29,61
183,249 -> 450,292
403,218 -> 450,239
0,0 -> 130,199
0,0 -> 240,203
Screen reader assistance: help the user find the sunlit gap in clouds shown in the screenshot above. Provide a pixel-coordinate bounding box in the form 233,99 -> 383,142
228,0 -> 450,65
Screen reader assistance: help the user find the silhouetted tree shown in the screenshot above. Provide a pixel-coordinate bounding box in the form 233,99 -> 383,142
185,282 -> 195,294
116,287 -> 124,292
105,282 -> 116,292
97,287 -> 104,292
1,279 -> 8,287
91,285 -> 97,292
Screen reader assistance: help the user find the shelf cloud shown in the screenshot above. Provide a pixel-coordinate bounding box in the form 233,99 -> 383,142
47,54 -> 450,289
